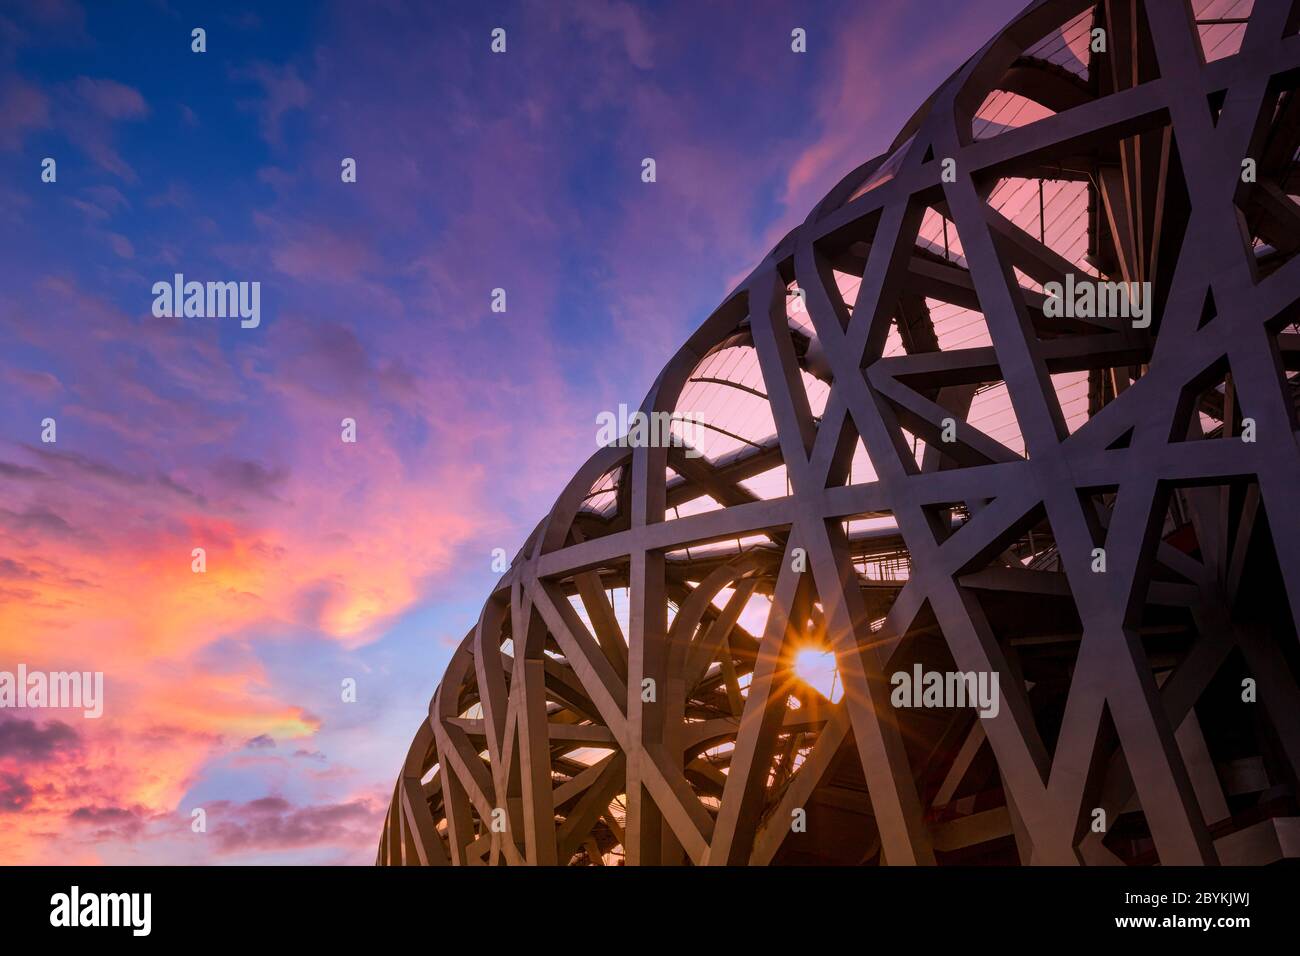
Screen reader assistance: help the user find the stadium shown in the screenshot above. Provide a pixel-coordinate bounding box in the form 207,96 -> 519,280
380,0 -> 1300,866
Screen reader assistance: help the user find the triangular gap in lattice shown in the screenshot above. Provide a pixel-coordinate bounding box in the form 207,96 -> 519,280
1169,353 -> 1257,442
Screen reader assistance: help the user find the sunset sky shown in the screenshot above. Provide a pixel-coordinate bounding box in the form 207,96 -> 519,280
0,0 -> 1029,864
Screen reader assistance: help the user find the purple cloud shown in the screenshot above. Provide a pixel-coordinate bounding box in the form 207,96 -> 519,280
0,716 -> 82,761
210,795 -> 380,853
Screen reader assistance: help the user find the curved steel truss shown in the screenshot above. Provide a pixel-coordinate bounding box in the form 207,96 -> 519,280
381,0 -> 1300,865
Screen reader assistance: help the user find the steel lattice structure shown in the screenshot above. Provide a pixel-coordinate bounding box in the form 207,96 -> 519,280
380,0 -> 1300,866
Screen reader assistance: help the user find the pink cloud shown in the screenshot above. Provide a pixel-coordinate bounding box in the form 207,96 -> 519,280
74,76 -> 147,119
107,232 -> 133,258
0,79 -> 51,150
208,795 -> 381,854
